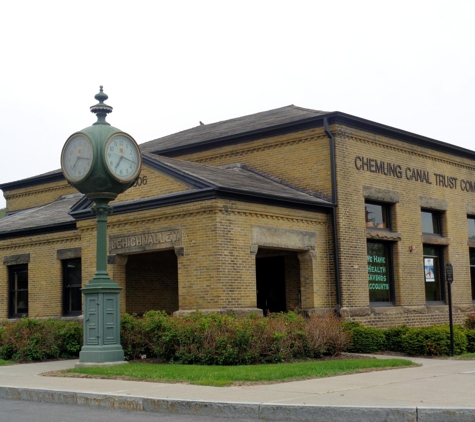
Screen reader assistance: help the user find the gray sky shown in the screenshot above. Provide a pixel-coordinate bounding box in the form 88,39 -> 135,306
1,0 -> 474,209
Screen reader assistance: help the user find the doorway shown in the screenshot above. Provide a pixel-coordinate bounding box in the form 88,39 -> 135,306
256,256 -> 287,313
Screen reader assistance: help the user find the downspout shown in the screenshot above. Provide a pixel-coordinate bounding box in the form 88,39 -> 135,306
324,118 -> 342,312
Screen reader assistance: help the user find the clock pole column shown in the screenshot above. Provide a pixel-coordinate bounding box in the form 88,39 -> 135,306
78,198 -> 125,366
92,199 -> 112,283
60,87 -> 141,367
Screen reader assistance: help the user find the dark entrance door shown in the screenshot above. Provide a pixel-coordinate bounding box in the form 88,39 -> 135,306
256,256 -> 286,313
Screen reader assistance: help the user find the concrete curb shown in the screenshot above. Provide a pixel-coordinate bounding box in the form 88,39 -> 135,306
1,386 -> 475,422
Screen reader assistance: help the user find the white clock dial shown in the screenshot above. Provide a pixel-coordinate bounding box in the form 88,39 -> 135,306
105,133 -> 141,182
61,134 -> 94,182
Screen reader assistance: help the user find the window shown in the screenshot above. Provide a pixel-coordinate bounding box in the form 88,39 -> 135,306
367,241 -> 394,303
421,210 -> 441,234
63,258 -> 82,316
365,202 -> 389,229
470,249 -> 475,302
423,245 -> 444,302
9,265 -> 28,317
468,217 -> 475,240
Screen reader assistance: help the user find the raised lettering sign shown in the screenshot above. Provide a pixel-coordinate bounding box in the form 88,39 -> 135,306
109,227 -> 181,254
355,155 -> 475,193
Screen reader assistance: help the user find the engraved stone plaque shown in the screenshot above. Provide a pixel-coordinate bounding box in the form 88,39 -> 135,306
109,227 -> 181,254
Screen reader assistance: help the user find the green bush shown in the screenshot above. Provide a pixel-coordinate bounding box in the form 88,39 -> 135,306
463,328 -> 475,353
464,313 -> 475,330
345,325 -> 386,353
0,318 -> 82,361
119,311 -> 350,365
401,325 -> 467,356
384,326 -> 410,353
0,313 -> 352,364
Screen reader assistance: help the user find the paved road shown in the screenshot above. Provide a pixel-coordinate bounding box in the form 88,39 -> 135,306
0,398 -> 261,422
2,357 -> 475,422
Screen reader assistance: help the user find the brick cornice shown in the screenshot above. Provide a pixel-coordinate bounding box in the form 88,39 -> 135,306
191,133 -> 327,164
4,184 -> 72,202
339,129 -> 475,172
220,208 -> 326,225
0,233 -> 80,250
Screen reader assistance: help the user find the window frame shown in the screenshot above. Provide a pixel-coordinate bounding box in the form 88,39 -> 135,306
365,202 -> 390,230
423,244 -> 445,303
62,258 -> 82,316
367,240 -> 395,305
8,264 -> 28,318
470,249 -> 475,303
421,209 -> 442,235
468,217 -> 475,240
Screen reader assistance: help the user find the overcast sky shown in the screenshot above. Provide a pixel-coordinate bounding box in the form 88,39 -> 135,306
1,1 -> 474,209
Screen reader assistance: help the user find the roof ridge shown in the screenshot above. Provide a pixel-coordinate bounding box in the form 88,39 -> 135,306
291,105 -> 330,114
139,105 -> 300,146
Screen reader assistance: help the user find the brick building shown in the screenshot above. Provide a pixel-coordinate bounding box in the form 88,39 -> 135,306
1,105 -> 475,327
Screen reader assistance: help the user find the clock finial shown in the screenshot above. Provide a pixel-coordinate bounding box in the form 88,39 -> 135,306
90,86 -> 113,125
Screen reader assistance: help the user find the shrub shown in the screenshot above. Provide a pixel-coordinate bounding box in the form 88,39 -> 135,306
384,326 -> 410,353
119,311 -> 349,365
345,325 -> 386,353
0,318 -> 82,361
465,329 -> 475,353
402,325 -> 467,356
121,313 -> 149,360
306,313 -> 351,357
0,312 -> 351,364
464,313 -> 475,330
342,321 -> 362,332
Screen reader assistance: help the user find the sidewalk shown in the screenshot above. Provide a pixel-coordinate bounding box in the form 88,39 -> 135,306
0,355 -> 475,422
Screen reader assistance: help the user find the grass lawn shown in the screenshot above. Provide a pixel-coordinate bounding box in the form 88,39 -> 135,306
65,358 -> 416,387
0,359 -> 14,366
454,352 -> 475,359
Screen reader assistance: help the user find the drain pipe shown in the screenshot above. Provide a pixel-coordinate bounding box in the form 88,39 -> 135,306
324,117 -> 342,313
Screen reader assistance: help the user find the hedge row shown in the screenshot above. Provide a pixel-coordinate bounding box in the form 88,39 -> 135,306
3,312 -> 475,363
0,318 -> 82,361
344,317 -> 475,356
0,311 -> 350,364
120,310 -> 350,364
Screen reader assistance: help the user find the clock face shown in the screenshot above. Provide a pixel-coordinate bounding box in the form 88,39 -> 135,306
61,134 -> 94,182
105,133 -> 141,182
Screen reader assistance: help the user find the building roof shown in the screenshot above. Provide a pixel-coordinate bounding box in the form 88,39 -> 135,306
143,153 -> 331,205
0,194 -> 81,238
0,105 -> 330,191
3,104 -> 475,192
140,105 -> 330,155
69,154 -> 333,221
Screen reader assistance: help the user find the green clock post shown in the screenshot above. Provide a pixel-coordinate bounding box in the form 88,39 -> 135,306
60,87 -> 142,365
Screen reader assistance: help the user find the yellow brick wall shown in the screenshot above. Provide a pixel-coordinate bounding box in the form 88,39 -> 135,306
0,230 -> 81,318
125,251 -> 178,314
110,165 -> 192,205
5,120 -> 475,328
2,165 -> 192,214
77,199 -> 331,313
213,200 -> 331,310
4,180 -> 76,212
334,124 -> 475,326
175,128 -> 333,199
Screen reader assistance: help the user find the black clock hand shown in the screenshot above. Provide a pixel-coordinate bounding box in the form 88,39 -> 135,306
111,152 -> 136,165
72,156 -> 80,170
120,155 -> 137,164
115,155 -> 123,169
